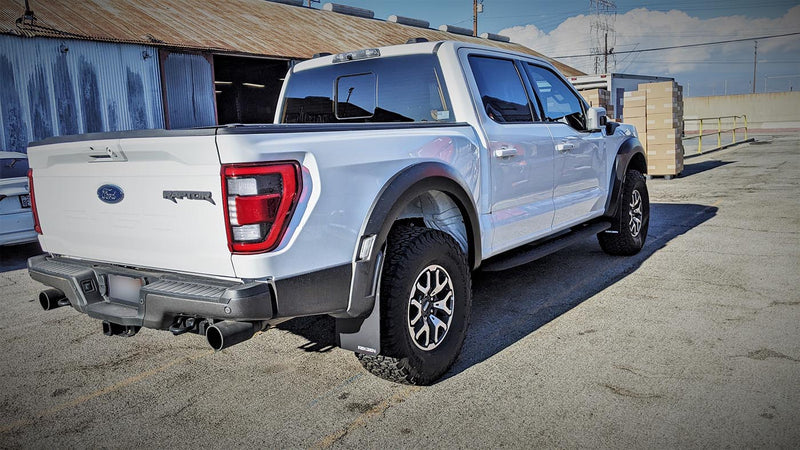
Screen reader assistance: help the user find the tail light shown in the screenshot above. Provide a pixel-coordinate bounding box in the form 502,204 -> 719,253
27,169 -> 42,234
221,162 -> 301,253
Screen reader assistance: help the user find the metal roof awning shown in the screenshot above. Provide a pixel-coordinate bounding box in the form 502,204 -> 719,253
0,0 -> 583,76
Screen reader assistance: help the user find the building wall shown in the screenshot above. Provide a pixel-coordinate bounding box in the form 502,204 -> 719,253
684,92 -> 800,131
0,36 -> 165,155
161,51 -> 215,129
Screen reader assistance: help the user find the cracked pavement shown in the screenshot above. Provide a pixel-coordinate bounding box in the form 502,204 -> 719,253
0,134 -> 798,448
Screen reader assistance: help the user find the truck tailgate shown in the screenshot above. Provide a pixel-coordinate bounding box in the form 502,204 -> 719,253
28,133 -> 235,278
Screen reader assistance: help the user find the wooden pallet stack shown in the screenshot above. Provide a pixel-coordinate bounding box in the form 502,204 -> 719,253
623,81 -> 685,178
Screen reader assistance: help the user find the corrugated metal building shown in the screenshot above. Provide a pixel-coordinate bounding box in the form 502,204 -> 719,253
0,0 -> 583,174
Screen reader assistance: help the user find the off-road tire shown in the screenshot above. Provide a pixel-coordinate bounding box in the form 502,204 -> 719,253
358,225 -> 471,385
598,169 -> 649,255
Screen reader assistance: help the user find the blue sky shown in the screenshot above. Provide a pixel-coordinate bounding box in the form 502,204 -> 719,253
312,0 -> 800,96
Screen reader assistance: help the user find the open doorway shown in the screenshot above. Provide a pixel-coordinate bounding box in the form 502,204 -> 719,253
213,55 -> 291,124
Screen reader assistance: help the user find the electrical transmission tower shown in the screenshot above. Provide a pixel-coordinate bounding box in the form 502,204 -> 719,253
589,0 -> 617,74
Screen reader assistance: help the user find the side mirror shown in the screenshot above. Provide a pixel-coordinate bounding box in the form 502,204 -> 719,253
586,107 -> 607,132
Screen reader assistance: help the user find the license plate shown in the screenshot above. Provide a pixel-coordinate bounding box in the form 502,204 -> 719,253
108,274 -> 143,303
19,194 -> 31,208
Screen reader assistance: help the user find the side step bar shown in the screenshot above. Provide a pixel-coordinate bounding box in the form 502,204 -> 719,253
480,221 -> 611,272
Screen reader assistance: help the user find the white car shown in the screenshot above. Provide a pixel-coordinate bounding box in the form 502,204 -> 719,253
0,151 -> 38,246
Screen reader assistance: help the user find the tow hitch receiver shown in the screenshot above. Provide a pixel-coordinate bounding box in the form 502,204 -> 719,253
102,321 -> 140,337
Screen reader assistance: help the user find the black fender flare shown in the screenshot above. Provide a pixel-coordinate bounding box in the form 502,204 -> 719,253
336,162 -> 481,355
603,136 -> 647,228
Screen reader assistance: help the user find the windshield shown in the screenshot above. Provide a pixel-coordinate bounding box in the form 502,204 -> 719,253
281,54 -> 453,124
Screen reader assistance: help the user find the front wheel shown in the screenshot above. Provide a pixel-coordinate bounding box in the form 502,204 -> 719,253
598,169 -> 649,255
358,225 -> 471,385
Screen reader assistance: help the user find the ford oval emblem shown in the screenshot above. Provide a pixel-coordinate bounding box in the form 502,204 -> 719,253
97,184 -> 124,204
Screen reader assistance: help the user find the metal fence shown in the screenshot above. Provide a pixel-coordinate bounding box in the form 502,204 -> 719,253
682,115 -> 749,155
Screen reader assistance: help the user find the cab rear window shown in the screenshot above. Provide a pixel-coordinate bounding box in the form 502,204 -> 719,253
281,55 -> 453,124
335,73 -> 376,120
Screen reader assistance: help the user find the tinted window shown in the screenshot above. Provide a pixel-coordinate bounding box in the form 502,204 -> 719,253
336,73 -> 376,119
281,55 -> 452,123
468,56 -> 534,123
524,64 -> 585,129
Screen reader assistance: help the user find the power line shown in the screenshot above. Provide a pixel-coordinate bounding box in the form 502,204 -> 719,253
617,30 -> 800,37
553,31 -> 800,58
630,59 -> 800,64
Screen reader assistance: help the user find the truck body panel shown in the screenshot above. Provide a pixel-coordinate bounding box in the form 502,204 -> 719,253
215,124 -> 481,280
29,134 -> 235,278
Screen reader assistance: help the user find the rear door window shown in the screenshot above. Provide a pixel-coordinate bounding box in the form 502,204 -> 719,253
467,55 -> 536,123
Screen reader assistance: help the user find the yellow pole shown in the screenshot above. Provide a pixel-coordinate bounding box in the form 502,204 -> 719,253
698,119 -> 703,154
717,117 -> 722,148
732,116 -> 737,143
744,115 -> 748,140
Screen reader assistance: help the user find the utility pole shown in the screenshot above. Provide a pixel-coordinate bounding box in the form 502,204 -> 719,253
752,40 -> 758,94
589,0 -> 616,74
473,0 -> 484,37
473,0 -> 478,36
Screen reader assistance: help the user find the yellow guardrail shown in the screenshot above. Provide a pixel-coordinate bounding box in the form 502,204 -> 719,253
682,115 -> 748,154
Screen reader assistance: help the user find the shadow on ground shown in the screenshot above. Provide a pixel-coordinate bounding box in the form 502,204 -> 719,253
277,202 -> 718,382
0,242 -> 42,273
679,159 -> 735,178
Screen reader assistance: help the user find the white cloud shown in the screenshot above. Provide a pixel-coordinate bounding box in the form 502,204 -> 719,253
501,5 -> 800,78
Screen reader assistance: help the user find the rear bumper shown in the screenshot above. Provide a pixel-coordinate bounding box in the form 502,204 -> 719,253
0,212 -> 37,246
27,255 -> 274,329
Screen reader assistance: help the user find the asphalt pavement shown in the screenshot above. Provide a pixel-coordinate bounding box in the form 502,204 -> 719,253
1,134 -> 798,448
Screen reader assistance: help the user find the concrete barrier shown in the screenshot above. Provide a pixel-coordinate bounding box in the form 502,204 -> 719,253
684,92 -> 800,132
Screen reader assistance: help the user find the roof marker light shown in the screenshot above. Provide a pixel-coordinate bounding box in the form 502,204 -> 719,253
332,48 -> 380,63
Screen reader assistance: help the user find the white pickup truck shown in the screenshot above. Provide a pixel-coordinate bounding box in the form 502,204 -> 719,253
27,40 -> 648,385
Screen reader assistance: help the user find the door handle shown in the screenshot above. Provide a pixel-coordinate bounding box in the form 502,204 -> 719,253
87,146 -> 128,163
556,142 -> 575,152
494,147 -> 519,158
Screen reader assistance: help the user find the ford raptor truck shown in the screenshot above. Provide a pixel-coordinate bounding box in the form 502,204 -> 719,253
26,40 -> 648,385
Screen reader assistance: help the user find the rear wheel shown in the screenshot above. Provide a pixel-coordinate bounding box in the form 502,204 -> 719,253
358,225 -> 471,385
599,169 -> 649,255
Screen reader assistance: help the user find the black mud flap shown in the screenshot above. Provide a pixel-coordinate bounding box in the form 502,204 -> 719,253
336,297 -> 381,356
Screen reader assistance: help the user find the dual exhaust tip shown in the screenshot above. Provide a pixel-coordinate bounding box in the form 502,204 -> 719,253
38,289 -> 263,351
